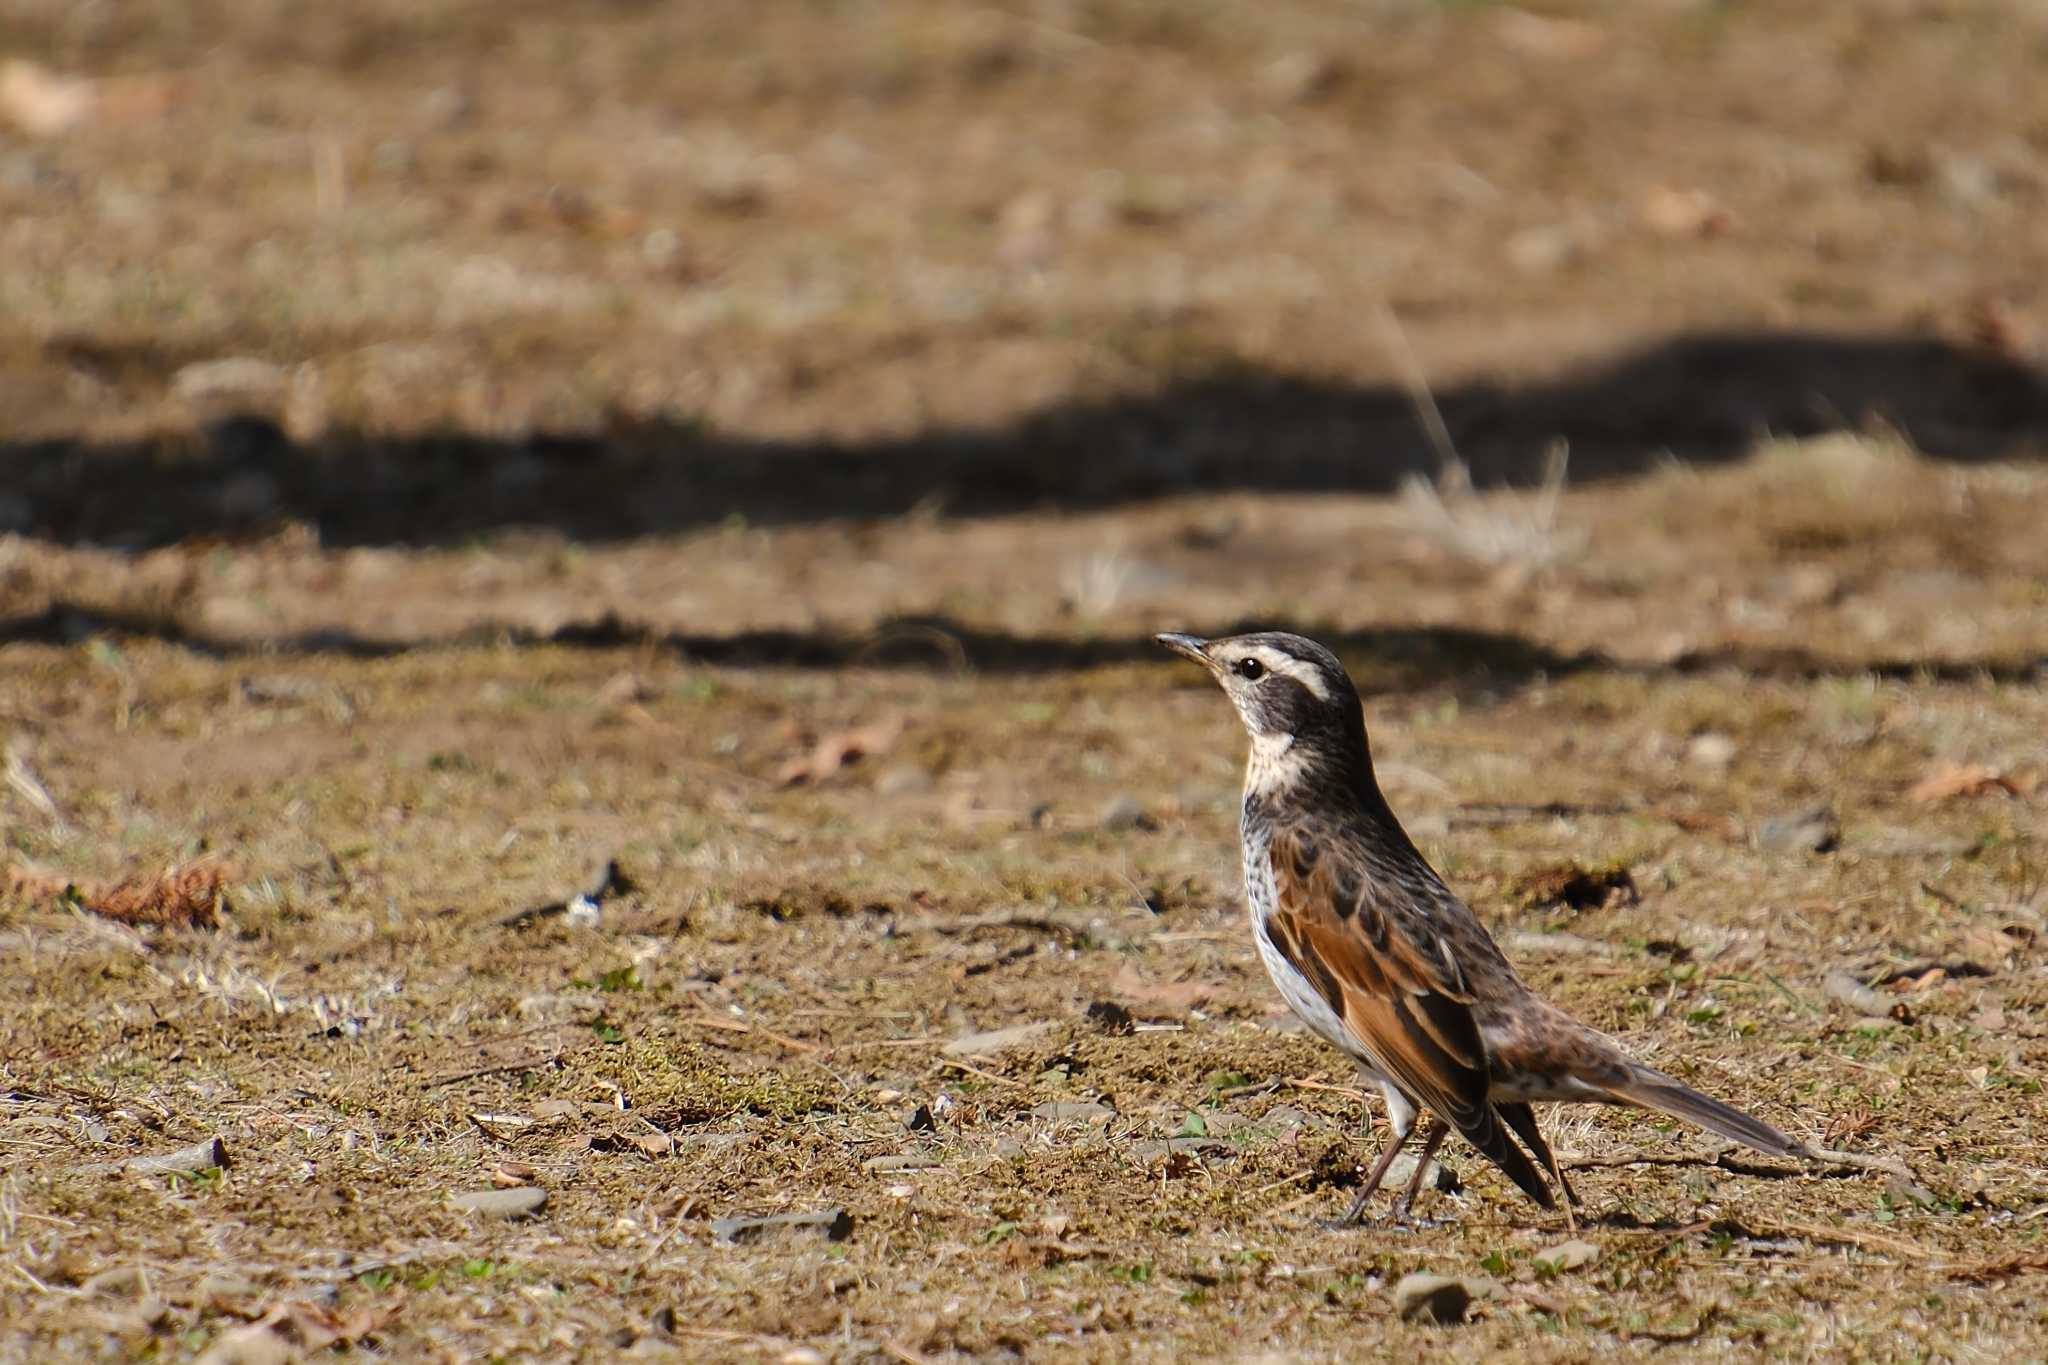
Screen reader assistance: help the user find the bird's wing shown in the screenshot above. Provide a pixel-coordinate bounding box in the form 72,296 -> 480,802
1263,818 -> 1553,1207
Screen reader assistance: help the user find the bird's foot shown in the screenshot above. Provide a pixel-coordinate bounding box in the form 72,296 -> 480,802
1315,1202 -> 1440,1232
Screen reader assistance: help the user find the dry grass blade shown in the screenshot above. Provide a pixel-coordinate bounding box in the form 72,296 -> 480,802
3,739 -> 69,833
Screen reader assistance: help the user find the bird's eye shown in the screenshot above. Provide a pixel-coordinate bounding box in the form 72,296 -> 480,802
1234,657 -> 1265,681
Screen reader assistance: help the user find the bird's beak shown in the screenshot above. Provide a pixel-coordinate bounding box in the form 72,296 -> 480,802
1154,632 -> 1213,667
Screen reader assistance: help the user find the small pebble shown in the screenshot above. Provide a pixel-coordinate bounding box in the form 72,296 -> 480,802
449,1186 -> 549,1220
1393,1272 -> 1477,1324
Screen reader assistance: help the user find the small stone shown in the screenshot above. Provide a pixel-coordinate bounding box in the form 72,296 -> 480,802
942,1020 -> 1055,1056
124,1137 -> 229,1176
449,1186 -> 548,1219
862,1153 -> 942,1172
1383,1152 -> 1460,1196
711,1208 -> 852,1245
1029,1102 -> 1115,1122
1261,51 -> 1347,104
1757,807 -> 1840,854
1099,795 -> 1156,832
1886,1174 -> 1939,1210
1687,732 -> 1739,768
1824,969 -> 1896,1019
1533,1238 -> 1601,1273
780,1349 -> 827,1365
1393,1272 -> 1477,1324
874,764 -> 934,797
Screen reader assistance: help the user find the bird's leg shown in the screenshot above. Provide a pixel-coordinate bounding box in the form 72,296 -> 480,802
1326,1118 -> 1414,1228
1388,1118 -> 1450,1223
1542,1136 -> 1578,1234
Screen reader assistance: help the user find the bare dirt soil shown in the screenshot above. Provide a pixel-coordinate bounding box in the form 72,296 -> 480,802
5,2 -> 2048,1360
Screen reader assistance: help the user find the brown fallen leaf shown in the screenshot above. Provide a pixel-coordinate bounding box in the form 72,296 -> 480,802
1820,1108 -> 1879,1146
203,1301 -> 390,1361
775,714 -> 905,786
1907,761 -> 2034,803
6,857 -> 239,929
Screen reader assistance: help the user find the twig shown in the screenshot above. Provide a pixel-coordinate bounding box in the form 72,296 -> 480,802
1250,1168 -> 1314,1198
423,1054 -> 561,1088
1803,1144 -> 1921,1183
680,1015 -> 817,1053
881,1338 -> 942,1365
939,1058 -> 1021,1087
1749,1218 -> 1942,1260
1370,298 -> 1462,478
1215,1079 -> 1284,1102
912,908 -> 1095,945
1280,1077 -> 1368,1101
4,739 -> 70,834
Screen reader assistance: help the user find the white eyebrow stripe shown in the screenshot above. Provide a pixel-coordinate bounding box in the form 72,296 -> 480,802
1256,648 -> 1332,701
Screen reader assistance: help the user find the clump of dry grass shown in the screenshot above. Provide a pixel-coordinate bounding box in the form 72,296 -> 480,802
1400,443 -> 1584,570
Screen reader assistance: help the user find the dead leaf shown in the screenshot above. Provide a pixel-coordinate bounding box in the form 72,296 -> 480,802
201,1301 -> 390,1361
1888,966 -> 1947,994
6,857 -> 239,928
1821,1108 -> 1879,1146
1951,1255 -> 2048,1284
490,1161 -> 539,1187
1907,761 -> 2032,803
775,714 -> 904,786
624,1130 -> 677,1158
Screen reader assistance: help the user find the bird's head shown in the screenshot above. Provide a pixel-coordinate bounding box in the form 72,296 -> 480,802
1154,631 -> 1369,790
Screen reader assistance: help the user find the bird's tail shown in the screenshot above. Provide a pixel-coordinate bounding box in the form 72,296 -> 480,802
1603,1062 -> 1807,1158
1461,1105 -> 1556,1209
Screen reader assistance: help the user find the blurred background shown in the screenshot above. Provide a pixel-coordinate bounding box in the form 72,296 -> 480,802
4,0 -> 2046,665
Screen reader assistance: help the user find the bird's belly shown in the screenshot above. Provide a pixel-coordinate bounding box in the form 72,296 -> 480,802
1249,918 -> 1356,1052
1243,823 -> 1376,1066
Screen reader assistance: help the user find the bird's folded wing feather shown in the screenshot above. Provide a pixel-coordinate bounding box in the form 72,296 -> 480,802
1263,821 -> 1492,1134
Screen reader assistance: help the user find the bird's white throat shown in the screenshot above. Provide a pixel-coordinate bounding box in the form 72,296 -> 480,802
1245,730 -> 1309,794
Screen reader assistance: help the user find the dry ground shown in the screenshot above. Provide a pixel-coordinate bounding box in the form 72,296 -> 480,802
6,2 -> 2048,1361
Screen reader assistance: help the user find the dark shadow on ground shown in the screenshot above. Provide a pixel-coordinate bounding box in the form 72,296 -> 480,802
9,330 -> 2048,549
6,601 -> 2041,691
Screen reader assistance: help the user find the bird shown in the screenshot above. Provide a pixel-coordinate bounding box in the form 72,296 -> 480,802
1155,629 -> 1810,1224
